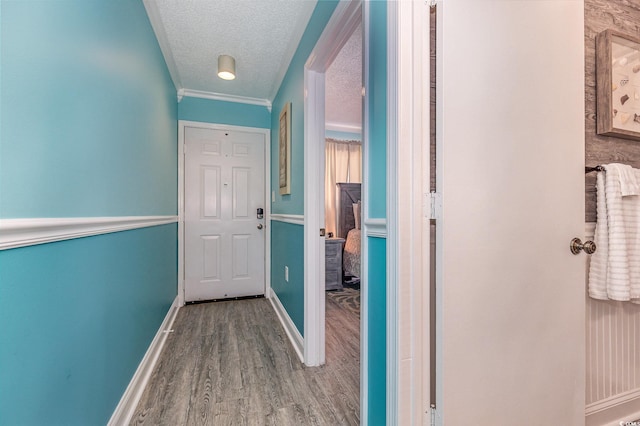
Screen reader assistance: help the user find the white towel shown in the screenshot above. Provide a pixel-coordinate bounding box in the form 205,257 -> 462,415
609,163 -> 640,196
588,165 -> 640,304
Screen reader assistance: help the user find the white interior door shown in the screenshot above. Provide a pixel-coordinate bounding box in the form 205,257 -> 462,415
184,126 -> 265,302
436,1 -> 586,424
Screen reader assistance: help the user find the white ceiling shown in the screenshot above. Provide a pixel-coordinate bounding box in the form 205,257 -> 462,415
326,22 -> 362,133
144,0 -> 361,130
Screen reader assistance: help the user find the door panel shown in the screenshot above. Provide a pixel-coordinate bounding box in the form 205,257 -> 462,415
437,1 -> 585,424
184,126 -> 265,302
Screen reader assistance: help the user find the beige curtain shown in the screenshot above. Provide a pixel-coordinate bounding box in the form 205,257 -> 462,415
325,139 -> 362,236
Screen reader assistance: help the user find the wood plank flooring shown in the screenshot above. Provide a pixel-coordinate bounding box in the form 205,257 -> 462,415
130,293 -> 360,425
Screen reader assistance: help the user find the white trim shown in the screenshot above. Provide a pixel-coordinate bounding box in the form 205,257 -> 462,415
388,1 -> 431,424
435,2 -> 445,424
180,89 -> 272,110
586,388 -> 640,416
325,122 -> 363,133
270,214 -> 304,226
387,2 -> 400,423
303,0 -> 363,369
303,67 -> 326,367
364,219 -> 387,238
361,3 -> 371,422
108,297 -> 180,426
142,0 -> 183,96
268,288 -> 304,363
0,216 -> 178,251
177,120 -> 271,307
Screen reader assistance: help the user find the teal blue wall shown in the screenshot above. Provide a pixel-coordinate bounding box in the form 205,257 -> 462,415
269,0 -> 339,336
270,221 -> 305,334
178,97 -> 271,129
0,225 -> 177,425
367,1 -> 387,220
271,0 -> 339,215
0,1 -> 178,424
325,130 -> 362,141
1,0 -> 177,219
367,236 -> 387,424
367,1 -> 388,423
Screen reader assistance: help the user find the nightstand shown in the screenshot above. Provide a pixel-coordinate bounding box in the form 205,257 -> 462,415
325,237 -> 345,290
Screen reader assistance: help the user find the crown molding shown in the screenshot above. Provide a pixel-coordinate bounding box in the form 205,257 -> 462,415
143,0 -> 183,95
180,89 -> 272,110
268,1 -> 318,102
0,216 -> 178,250
325,122 -> 362,133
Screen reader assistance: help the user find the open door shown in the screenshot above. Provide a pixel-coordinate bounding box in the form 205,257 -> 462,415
435,0 -> 586,423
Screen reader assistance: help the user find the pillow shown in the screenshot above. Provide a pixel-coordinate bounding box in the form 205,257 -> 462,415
353,201 -> 361,230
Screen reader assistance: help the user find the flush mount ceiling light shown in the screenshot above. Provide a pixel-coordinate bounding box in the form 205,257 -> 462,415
217,54 -> 236,80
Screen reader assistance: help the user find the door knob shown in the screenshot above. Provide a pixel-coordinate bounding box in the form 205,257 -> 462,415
257,224 -> 263,230
570,238 -> 596,255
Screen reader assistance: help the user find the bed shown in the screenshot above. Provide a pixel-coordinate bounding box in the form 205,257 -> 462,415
336,183 -> 361,281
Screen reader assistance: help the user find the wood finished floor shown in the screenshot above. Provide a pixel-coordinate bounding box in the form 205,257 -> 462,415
130,293 -> 360,425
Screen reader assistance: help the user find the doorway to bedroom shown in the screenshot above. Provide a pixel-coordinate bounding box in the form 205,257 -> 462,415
322,14 -> 363,415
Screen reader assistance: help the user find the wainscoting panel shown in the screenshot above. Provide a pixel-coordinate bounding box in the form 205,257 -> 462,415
585,223 -> 640,423
586,298 -> 640,407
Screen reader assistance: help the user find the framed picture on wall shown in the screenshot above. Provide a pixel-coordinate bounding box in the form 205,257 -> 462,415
597,29 -> 640,141
279,102 -> 291,195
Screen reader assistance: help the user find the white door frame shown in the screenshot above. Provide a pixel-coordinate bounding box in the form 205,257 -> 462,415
386,1 -> 431,424
302,0 -> 362,368
304,0 -> 430,423
177,120 -> 271,307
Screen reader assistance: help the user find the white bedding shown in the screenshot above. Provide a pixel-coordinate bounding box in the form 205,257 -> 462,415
343,228 -> 361,278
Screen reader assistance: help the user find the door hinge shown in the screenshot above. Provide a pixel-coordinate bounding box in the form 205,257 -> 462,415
429,403 -> 437,426
183,144 -> 187,154
427,192 -> 442,220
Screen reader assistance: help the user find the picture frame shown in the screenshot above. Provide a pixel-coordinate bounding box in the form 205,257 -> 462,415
279,102 -> 291,195
597,29 -> 640,141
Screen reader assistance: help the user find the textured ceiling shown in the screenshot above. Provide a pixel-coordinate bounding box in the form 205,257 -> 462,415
147,0 -> 316,102
326,22 -> 362,132
145,0 -> 361,129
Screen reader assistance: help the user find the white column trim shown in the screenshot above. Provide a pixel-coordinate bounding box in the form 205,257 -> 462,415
361,3 -> 371,422
387,2 -> 400,423
303,66 -> 326,367
270,214 -> 304,226
0,216 -> 178,251
388,1 -> 431,424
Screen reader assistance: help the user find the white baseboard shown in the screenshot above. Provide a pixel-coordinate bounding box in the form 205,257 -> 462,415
108,296 -> 180,426
268,288 -> 304,363
586,389 -> 640,426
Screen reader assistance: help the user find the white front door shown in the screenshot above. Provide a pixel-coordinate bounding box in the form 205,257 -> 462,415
436,0 -> 585,424
184,125 -> 265,302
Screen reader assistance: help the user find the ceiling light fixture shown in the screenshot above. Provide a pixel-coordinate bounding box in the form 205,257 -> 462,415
217,55 -> 236,80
